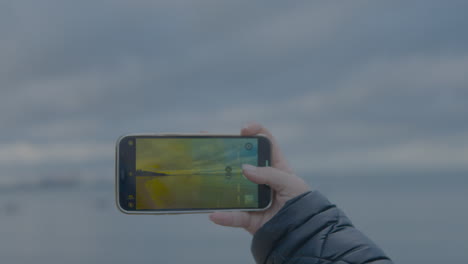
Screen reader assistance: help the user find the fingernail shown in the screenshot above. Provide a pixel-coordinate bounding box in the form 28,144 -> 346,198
242,164 -> 257,174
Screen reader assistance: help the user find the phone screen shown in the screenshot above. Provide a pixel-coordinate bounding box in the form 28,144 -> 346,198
117,136 -> 271,212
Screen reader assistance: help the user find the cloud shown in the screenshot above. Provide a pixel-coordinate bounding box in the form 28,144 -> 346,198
152,53 -> 468,173
291,134 -> 468,173
0,142 -> 112,165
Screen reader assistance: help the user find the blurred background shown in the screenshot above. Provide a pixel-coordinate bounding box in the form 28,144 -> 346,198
1,1 -> 467,263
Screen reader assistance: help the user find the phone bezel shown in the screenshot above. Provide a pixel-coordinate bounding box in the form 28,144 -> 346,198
115,133 -> 273,215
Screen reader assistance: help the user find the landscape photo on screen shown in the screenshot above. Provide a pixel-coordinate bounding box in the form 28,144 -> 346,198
135,138 -> 259,209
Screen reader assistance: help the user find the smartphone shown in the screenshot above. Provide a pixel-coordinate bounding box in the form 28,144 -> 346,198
115,134 -> 272,214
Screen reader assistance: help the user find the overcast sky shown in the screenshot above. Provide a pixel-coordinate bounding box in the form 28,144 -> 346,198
1,1 -> 467,182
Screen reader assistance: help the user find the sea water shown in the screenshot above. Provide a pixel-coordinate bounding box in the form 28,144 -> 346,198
0,172 -> 467,264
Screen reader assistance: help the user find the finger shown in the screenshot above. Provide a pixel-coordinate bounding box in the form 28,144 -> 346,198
242,164 -> 291,191
240,122 -> 292,172
242,164 -> 308,194
209,211 -> 250,228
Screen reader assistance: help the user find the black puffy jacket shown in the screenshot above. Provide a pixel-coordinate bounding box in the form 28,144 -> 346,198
251,191 -> 393,264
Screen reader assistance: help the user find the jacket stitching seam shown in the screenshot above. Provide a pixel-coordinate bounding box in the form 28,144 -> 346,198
317,209 -> 340,264
265,205 -> 336,264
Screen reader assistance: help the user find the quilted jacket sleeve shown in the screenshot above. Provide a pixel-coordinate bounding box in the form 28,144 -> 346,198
251,191 -> 393,264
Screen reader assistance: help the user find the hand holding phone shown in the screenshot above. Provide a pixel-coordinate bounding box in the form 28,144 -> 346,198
209,123 -> 311,235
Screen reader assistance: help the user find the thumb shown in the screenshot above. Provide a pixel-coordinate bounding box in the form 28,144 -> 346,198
209,211 -> 250,229
242,164 -> 309,195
